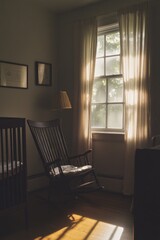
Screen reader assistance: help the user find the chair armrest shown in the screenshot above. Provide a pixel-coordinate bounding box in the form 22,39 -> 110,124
45,158 -> 61,167
69,149 -> 92,166
69,149 -> 92,160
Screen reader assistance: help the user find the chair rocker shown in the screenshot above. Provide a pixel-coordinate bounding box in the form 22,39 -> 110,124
27,118 -> 101,198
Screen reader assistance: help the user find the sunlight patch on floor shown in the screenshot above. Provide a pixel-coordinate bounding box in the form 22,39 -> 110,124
34,213 -> 124,240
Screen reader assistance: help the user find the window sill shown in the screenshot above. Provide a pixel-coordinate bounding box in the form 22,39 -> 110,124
92,131 -> 124,135
92,131 -> 125,141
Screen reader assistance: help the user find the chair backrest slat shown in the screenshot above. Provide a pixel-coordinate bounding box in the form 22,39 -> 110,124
27,119 -> 70,177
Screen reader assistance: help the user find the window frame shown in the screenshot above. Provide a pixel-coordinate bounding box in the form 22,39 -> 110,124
91,23 -> 125,133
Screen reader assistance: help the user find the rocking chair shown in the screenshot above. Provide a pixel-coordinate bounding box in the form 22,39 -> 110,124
27,119 -> 101,198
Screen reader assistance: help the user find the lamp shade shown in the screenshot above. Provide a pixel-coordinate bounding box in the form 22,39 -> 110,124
53,91 -> 72,110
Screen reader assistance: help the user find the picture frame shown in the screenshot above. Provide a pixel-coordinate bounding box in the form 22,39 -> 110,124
0,61 -> 28,89
35,61 -> 52,86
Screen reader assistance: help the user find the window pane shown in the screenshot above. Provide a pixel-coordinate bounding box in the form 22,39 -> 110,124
106,31 -> 120,56
106,56 -> 120,75
91,24 -> 124,132
96,35 -> 104,57
91,104 -> 106,128
95,58 -> 104,77
107,104 -> 123,129
108,77 -> 123,102
92,78 -> 106,103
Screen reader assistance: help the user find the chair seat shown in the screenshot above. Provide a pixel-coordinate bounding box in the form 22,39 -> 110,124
50,164 -> 92,176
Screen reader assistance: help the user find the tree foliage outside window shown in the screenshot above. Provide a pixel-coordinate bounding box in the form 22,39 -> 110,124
91,23 -> 124,132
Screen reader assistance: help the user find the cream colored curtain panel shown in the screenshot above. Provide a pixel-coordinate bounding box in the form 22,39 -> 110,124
72,18 -> 97,154
119,2 -> 150,195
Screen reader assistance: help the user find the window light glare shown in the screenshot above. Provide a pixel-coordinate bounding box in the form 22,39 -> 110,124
34,213 -> 124,240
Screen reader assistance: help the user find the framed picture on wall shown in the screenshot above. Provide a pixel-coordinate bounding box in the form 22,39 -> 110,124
35,61 -> 52,86
0,61 -> 28,89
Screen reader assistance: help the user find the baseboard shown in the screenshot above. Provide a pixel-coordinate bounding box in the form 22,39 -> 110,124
27,173 -> 123,193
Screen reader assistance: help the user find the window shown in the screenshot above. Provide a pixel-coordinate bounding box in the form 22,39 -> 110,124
91,23 -> 124,132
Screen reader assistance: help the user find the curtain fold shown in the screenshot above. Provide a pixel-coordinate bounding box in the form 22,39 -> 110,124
119,2 -> 150,195
72,18 -> 97,154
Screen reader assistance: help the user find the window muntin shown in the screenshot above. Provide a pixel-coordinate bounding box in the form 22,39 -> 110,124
91,23 -> 124,132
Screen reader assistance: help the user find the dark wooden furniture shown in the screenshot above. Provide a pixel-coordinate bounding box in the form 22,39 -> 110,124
0,117 -> 28,226
134,148 -> 160,239
151,134 -> 160,147
27,118 -> 101,198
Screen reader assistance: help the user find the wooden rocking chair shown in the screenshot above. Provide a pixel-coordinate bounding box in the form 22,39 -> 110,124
27,119 -> 101,198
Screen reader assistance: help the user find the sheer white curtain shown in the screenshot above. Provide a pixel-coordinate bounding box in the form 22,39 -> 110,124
72,18 -> 97,154
119,2 -> 150,195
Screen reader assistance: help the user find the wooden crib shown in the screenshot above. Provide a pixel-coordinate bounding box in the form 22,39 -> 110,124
0,117 -> 28,226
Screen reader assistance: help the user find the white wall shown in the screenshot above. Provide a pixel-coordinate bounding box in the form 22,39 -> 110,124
0,0 -> 58,191
92,133 -> 125,192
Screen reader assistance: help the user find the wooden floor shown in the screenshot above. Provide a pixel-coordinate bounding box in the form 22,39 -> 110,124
0,189 -> 133,240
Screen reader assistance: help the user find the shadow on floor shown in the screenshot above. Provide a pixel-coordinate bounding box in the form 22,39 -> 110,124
0,189 -> 133,240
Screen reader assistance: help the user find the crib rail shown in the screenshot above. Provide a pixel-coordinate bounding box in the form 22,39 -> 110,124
0,117 -> 27,210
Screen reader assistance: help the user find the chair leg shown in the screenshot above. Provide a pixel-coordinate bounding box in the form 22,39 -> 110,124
92,171 -> 103,190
